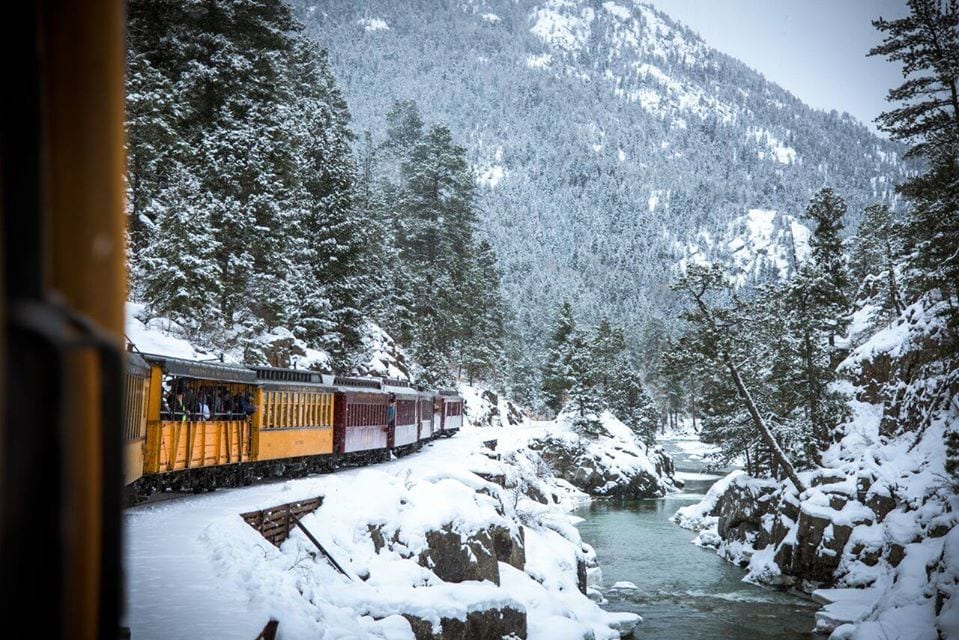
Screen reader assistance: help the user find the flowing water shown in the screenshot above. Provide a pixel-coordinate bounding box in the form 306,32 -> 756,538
574,438 -> 818,639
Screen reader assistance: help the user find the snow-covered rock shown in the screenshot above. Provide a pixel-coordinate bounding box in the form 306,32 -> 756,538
460,384 -> 528,429
529,411 -> 676,499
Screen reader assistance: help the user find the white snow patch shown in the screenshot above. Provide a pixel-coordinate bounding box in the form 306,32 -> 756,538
526,53 -> 553,69
357,17 -> 389,32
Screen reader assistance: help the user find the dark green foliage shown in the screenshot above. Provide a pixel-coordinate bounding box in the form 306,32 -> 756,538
139,167 -> 222,335
804,188 -> 851,300
668,258 -> 849,476
608,362 -> 660,446
541,301 -> 577,414
566,329 -> 606,437
851,203 -> 905,313
870,0 -> 959,312
126,0 -> 413,368
355,100 -> 511,386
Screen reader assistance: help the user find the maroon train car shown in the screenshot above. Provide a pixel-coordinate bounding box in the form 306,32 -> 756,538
383,379 -> 420,449
418,392 -> 435,440
436,390 -> 464,437
331,376 -> 389,458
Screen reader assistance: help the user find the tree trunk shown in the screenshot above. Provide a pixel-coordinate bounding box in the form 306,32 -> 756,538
690,391 -> 698,432
687,281 -> 808,493
725,360 -> 807,493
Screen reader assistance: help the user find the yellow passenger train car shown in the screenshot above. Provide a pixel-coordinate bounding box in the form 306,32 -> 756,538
134,354 -> 259,495
252,366 -> 335,473
123,354 -> 465,501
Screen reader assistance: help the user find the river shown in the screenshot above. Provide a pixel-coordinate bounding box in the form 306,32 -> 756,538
574,434 -> 818,639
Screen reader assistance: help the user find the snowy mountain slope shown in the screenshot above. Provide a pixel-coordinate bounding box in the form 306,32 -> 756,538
294,0 -> 909,348
677,208 -> 812,286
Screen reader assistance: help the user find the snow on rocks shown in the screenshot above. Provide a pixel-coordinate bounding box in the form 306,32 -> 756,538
529,411 -> 676,499
671,293 -> 959,639
126,421 -> 648,639
460,384 -> 528,429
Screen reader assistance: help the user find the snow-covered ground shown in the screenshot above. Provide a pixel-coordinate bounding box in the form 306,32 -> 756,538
125,419 -> 653,640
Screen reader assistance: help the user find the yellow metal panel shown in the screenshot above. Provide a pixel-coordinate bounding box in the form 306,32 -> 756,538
143,420 -> 162,474
257,426 -> 334,461
252,388 -> 264,460
147,365 -> 162,421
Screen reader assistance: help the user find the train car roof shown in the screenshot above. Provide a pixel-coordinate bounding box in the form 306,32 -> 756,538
252,366 -> 325,384
126,351 -> 152,377
140,353 -> 257,384
381,378 -> 420,397
253,367 -> 336,392
330,375 -> 385,393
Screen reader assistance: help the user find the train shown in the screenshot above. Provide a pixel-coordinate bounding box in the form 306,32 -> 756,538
122,350 -> 465,501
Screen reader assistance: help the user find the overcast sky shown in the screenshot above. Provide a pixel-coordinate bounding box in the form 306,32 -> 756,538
645,0 -> 910,135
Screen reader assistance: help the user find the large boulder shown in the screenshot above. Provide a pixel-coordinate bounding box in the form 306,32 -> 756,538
417,524 -> 525,586
403,606 -> 527,640
717,480 -> 778,546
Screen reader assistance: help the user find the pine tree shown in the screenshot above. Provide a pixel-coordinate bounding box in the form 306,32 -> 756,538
399,122 -> 481,381
851,202 -> 905,312
125,52 -> 185,260
608,361 -> 660,446
139,166 -> 223,336
461,239 -> 508,384
673,264 -> 807,491
542,301 -> 577,414
566,329 -> 606,437
590,316 -> 626,395
804,187 -> 851,300
870,0 -> 959,308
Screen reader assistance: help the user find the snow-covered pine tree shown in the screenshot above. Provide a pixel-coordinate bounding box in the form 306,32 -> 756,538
139,166 -> 223,337
805,187 -> 851,300
541,301 -> 577,415
608,360 -> 660,446
461,239 -> 508,385
125,52 -> 185,263
590,316 -> 626,394
870,0 -> 959,311
851,202 -> 905,313
673,264 -> 807,491
566,329 -> 606,438
290,42 -> 371,363
399,123 -> 481,380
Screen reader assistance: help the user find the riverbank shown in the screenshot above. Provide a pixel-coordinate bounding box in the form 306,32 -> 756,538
124,412 -> 677,640
572,434 -> 818,640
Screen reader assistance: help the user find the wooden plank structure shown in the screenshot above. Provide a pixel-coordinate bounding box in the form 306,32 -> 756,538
241,496 -> 324,546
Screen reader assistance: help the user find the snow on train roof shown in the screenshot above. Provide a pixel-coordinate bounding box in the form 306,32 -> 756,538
140,353 -> 258,384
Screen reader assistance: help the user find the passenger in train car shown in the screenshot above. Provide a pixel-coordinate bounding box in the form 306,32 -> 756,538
172,389 -> 188,422
387,393 -> 397,431
198,392 -> 211,421
160,393 -> 172,419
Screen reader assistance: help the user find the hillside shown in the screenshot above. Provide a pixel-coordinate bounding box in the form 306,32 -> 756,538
295,0 -> 909,347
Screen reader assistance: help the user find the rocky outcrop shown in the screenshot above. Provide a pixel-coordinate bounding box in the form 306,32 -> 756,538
469,389 -> 527,428
716,479 -> 778,553
403,606 -> 527,640
529,433 -> 674,499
